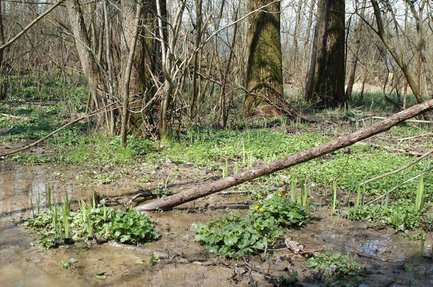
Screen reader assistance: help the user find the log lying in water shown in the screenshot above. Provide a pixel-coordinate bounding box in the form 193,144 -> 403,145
136,99 -> 433,211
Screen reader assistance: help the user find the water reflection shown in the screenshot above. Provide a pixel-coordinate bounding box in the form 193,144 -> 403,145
0,162 -> 74,217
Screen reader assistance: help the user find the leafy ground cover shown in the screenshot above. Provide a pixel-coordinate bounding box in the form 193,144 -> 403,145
192,194 -> 309,258
25,199 -> 160,249
308,251 -> 365,285
2,93 -> 432,231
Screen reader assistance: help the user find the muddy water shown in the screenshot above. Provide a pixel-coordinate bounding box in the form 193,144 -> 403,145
1,161 -> 433,286
0,161 -> 250,286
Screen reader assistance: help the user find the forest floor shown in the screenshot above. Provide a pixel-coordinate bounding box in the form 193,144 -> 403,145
1,91 -> 433,286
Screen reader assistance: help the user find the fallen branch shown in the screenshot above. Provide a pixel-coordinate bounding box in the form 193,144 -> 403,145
137,99 -> 433,211
0,104 -> 116,159
398,133 -> 433,142
366,165 -> 433,205
0,113 -> 29,120
359,142 -> 425,156
359,116 -> 433,125
361,147 -> 433,186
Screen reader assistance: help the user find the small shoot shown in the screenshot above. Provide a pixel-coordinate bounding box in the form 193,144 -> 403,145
222,158 -> 229,178
242,141 -> 246,166
302,182 -> 309,207
87,215 -> 94,238
36,192 -> 41,215
331,181 -> 337,215
53,206 -> 58,236
355,186 -> 362,208
64,192 -> 70,214
46,186 -> 52,209
420,231 -> 426,256
290,180 -> 297,203
63,201 -> 70,239
415,175 -> 425,212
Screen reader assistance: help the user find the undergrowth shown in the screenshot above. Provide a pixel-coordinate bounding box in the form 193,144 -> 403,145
308,251 -> 365,285
25,201 -> 160,249
192,194 -> 309,258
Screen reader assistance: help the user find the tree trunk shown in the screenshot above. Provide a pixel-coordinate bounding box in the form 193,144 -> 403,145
0,0 -> 6,100
119,1 -> 144,147
303,0 -> 316,62
245,0 -> 287,117
305,0 -> 346,108
66,0 -> 103,112
370,0 -> 423,104
189,0 -> 203,123
291,0 -> 304,70
346,0 -> 366,100
137,98 -> 433,211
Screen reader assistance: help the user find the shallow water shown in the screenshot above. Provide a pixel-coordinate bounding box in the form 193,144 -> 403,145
1,160 -> 433,286
0,161 -> 251,286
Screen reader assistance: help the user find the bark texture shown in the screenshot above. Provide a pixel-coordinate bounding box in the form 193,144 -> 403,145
306,0 -> 346,108
245,0 -> 286,117
119,0 -> 145,146
66,0 -> 103,110
137,98 -> 433,211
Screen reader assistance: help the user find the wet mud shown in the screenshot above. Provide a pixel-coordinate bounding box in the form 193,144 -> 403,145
1,161 -> 433,286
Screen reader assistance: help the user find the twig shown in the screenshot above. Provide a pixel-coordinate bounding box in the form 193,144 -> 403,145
358,116 -> 433,125
359,142 -> 424,156
366,165 -> 433,205
0,113 -> 29,120
0,0 -> 64,51
361,148 -> 433,186
398,133 -> 433,142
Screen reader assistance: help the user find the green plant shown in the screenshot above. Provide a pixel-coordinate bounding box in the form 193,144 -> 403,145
355,186 -> 362,208
110,209 -> 160,244
149,253 -> 160,266
36,192 -> 41,215
24,205 -> 159,248
331,181 -> 337,215
192,194 -> 309,258
290,180 -> 297,203
416,175 -> 425,212
308,251 -> 364,282
348,202 -> 421,230
46,187 -> 52,209
251,194 -> 309,228
192,213 -> 282,258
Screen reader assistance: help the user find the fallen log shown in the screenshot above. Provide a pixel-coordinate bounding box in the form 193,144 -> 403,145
136,99 -> 433,211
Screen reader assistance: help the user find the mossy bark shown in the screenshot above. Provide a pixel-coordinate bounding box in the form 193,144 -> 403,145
245,0 -> 285,116
305,0 -> 346,108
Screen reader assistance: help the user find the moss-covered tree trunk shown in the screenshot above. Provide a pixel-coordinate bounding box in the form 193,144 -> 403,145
245,0 -> 286,116
305,0 -> 346,108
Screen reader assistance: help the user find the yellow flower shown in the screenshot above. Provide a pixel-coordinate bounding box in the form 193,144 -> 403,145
258,207 -> 264,213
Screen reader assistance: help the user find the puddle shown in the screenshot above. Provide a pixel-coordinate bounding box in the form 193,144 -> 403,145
0,161 -> 78,217
0,161 -> 254,286
1,160 -> 433,286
